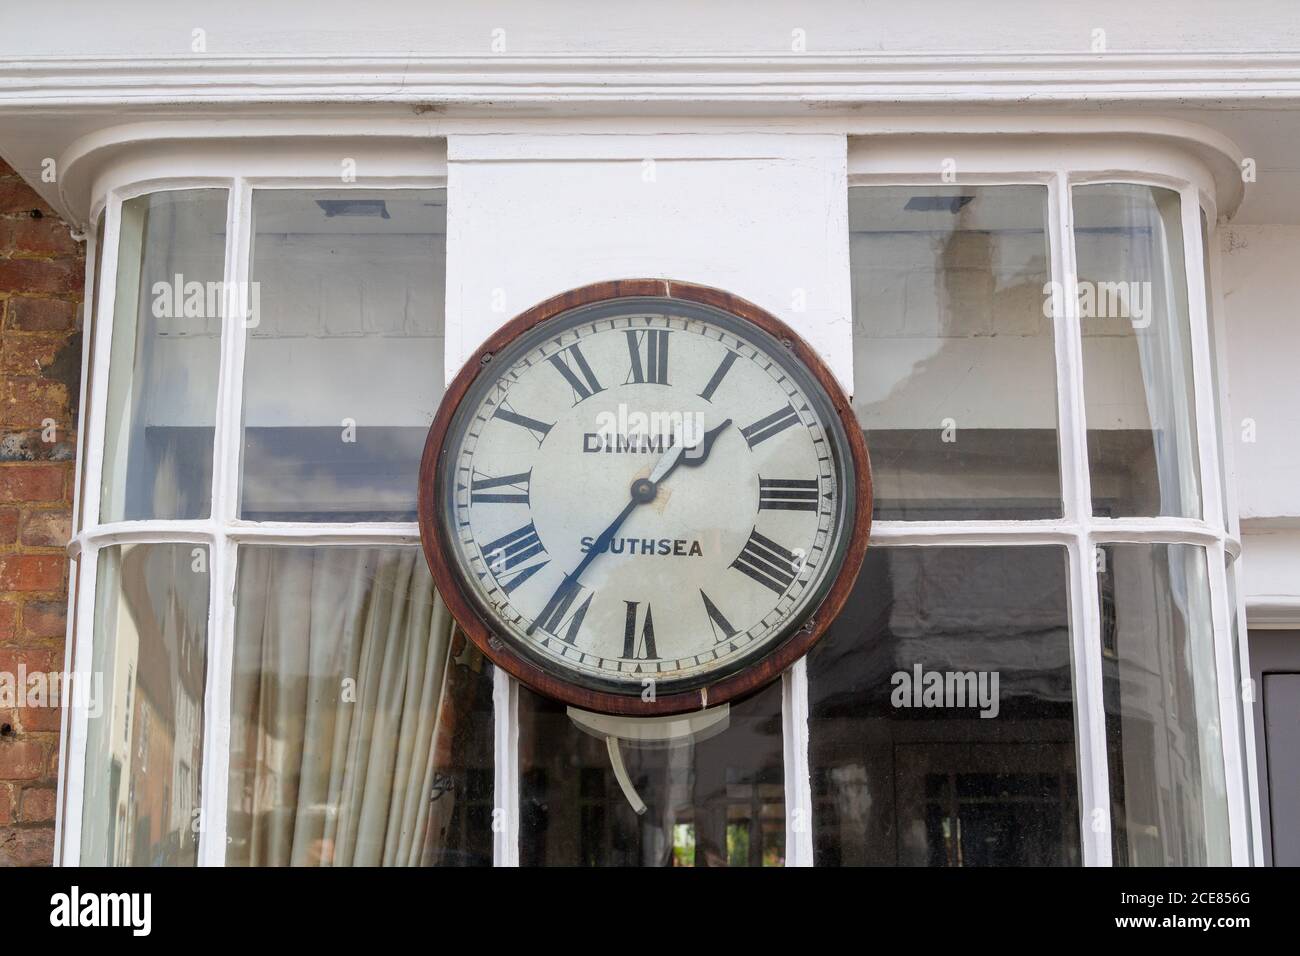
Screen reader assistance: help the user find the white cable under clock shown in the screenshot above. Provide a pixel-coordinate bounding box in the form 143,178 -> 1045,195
566,706 -> 732,814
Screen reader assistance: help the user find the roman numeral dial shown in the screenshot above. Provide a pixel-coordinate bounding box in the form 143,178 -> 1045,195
470,469 -> 531,505
698,350 -> 738,402
700,590 -> 738,643
740,403 -> 801,447
492,403 -> 553,446
549,342 -> 605,404
731,528 -> 800,595
529,575 -> 593,644
625,329 -> 670,385
437,299 -> 855,708
621,601 -> 659,662
482,521 -> 545,571
758,477 -> 819,511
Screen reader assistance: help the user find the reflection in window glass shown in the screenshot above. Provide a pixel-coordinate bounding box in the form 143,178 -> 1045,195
100,190 -> 227,522
808,546 -> 1080,866
851,186 -> 1060,520
81,544 -> 208,866
227,546 -> 492,866
519,680 -> 785,866
1075,184 -> 1202,518
1100,543 -> 1230,865
241,190 -> 446,521
1226,562 -> 1253,856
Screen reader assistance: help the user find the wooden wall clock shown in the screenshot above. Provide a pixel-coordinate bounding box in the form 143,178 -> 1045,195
418,280 -> 872,716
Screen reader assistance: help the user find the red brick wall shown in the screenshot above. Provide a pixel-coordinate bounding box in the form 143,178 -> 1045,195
0,159 -> 84,866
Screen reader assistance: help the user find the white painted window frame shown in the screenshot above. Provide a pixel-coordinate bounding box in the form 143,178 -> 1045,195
827,147 -> 1255,867
54,135 -> 1256,868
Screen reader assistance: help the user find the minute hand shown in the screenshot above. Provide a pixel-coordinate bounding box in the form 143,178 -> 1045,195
566,496 -> 640,584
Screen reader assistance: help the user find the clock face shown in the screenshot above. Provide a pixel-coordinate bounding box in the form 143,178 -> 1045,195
423,285 -> 867,713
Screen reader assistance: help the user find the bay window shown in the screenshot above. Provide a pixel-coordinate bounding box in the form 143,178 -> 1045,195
829,140 -> 1248,867
59,135 -> 1254,867
64,164 -> 494,867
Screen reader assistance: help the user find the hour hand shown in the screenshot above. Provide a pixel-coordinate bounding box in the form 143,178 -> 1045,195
647,418 -> 731,485
679,418 -> 732,468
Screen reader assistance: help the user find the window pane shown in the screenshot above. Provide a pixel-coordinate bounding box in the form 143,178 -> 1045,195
1100,543 -> 1230,864
1201,210 -> 1230,527
80,543 -> 209,866
100,190 -> 227,522
1226,563 -> 1254,857
1075,184 -> 1202,518
240,190 -> 446,521
851,185 -> 1060,520
519,680 -> 785,866
78,215 -> 106,531
226,546 -> 492,866
808,545 -> 1080,866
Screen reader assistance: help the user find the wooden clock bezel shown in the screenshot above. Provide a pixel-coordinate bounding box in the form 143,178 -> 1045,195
417,279 -> 872,716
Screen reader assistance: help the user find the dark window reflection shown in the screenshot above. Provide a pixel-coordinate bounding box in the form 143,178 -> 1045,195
421,644 -> 495,868
808,546 -> 1081,866
519,681 -> 785,866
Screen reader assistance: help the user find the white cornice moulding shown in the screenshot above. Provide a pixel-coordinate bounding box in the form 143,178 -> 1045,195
1244,598 -> 1300,629
0,52 -> 1264,227
31,116 -> 1243,236
1241,522 -> 1300,628
5,52 -> 1300,107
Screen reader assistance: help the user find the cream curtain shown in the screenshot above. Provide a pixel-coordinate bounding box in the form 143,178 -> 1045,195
227,546 -> 458,866
1131,186 -> 1201,520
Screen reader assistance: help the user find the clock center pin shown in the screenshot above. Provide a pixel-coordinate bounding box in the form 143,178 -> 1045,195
630,477 -> 657,503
